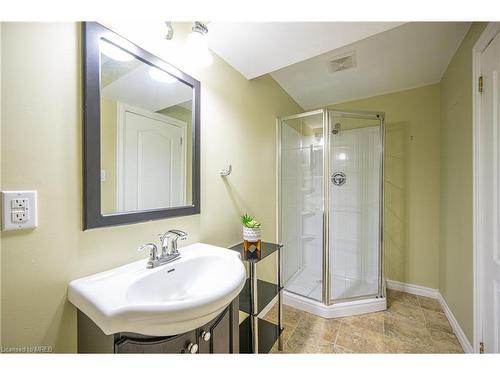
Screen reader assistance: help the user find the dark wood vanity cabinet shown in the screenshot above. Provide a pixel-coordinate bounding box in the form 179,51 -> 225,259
77,299 -> 239,354
114,330 -> 198,354
197,303 -> 232,354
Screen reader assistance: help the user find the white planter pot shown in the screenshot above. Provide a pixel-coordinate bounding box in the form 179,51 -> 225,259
243,227 -> 261,242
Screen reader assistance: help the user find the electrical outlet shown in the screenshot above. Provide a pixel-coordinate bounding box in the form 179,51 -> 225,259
12,211 -> 28,223
2,191 -> 37,231
11,198 -> 28,209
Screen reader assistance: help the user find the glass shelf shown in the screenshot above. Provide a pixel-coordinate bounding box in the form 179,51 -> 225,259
230,242 -> 281,263
239,278 -> 282,316
231,241 -> 283,353
239,316 -> 283,354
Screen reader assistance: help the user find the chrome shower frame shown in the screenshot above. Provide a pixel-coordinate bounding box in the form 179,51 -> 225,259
276,109 -> 386,308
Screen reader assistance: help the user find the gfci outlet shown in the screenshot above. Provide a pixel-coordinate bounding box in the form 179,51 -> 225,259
12,211 -> 28,223
2,191 -> 37,231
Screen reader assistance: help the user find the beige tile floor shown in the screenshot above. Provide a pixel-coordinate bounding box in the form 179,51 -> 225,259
264,289 -> 463,354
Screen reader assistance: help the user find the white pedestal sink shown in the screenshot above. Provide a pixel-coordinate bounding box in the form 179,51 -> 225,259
68,243 -> 246,336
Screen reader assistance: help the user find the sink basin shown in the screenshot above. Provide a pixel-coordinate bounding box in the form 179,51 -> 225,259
68,243 -> 246,336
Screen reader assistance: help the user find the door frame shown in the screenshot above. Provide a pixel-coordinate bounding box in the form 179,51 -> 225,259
472,22 -> 500,353
116,102 -> 188,212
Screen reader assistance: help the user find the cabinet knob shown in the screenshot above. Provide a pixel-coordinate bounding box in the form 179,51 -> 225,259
200,330 -> 211,342
187,342 -> 198,354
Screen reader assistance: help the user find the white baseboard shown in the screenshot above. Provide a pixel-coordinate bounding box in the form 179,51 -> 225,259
437,294 -> 474,353
386,279 -> 439,298
386,279 -> 474,353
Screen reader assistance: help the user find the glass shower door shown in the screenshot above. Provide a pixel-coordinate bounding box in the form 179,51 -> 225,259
280,111 -> 325,302
328,111 -> 383,302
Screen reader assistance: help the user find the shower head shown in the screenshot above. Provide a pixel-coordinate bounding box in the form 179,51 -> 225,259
332,123 -> 341,135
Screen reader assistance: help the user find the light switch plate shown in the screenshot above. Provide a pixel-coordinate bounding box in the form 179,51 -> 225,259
2,191 -> 38,231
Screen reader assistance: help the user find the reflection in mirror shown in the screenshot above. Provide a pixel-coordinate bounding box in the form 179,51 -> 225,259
99,39 -> 193,215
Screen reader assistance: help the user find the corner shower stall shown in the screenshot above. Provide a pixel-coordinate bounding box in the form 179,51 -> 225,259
277,109 -> 386,318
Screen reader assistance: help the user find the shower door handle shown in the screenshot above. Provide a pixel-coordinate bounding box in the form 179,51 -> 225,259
331,172 -> 346,186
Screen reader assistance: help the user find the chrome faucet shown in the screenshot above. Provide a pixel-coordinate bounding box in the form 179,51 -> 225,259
138,230 -> 188,269
162,229 -> 188,255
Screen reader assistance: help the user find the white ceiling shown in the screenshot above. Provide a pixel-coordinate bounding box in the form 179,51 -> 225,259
102,64 -> 192,112
207,22 -> 404,79
270,22 -> 471,109
207,22 -> 471,110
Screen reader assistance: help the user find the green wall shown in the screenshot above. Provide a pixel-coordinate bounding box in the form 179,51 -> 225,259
439,22 -> 487,343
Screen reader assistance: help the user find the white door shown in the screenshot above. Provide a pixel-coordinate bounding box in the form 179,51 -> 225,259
479,31 -> 500,353
118,105 -> 186,211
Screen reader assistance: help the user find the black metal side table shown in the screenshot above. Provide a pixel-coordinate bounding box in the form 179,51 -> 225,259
230,242 -> 283,354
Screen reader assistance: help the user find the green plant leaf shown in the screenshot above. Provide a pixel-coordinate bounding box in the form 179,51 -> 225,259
241,213 -> 261,228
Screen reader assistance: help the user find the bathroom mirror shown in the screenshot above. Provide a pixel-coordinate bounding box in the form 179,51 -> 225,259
83,22 -> 200,229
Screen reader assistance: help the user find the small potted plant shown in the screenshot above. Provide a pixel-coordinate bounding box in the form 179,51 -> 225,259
241,214 -> 261,251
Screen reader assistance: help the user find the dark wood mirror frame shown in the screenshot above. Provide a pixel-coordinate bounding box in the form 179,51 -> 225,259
82,22 -> 201,230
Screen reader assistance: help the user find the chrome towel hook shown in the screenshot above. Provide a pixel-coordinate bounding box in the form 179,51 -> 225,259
219,165 -> 232,177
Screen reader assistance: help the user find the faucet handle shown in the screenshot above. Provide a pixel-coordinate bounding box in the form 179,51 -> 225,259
137,243 -> 158,260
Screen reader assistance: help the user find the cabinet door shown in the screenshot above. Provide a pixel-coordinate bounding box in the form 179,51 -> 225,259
115,331 -> 197,354
211,308 -> 231,353
198,307 -> 232,354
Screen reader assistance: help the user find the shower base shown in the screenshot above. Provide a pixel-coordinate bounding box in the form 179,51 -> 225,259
286,266 -> 383,300
284,266 -> 386,319
284,290 -> 386,319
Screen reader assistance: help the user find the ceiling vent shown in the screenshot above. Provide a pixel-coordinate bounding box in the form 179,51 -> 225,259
328,51 -> 357,73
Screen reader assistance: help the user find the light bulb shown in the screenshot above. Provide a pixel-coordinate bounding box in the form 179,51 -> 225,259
99,39 -> 134,62
185,29 -> 213,68
187,31 -> 208,52
148,67 -> 176,83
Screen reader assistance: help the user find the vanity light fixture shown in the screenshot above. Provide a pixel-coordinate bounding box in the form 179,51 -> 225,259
99,39 -> 134,62
148,66 -> 176,83
186,21 -> 213,68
